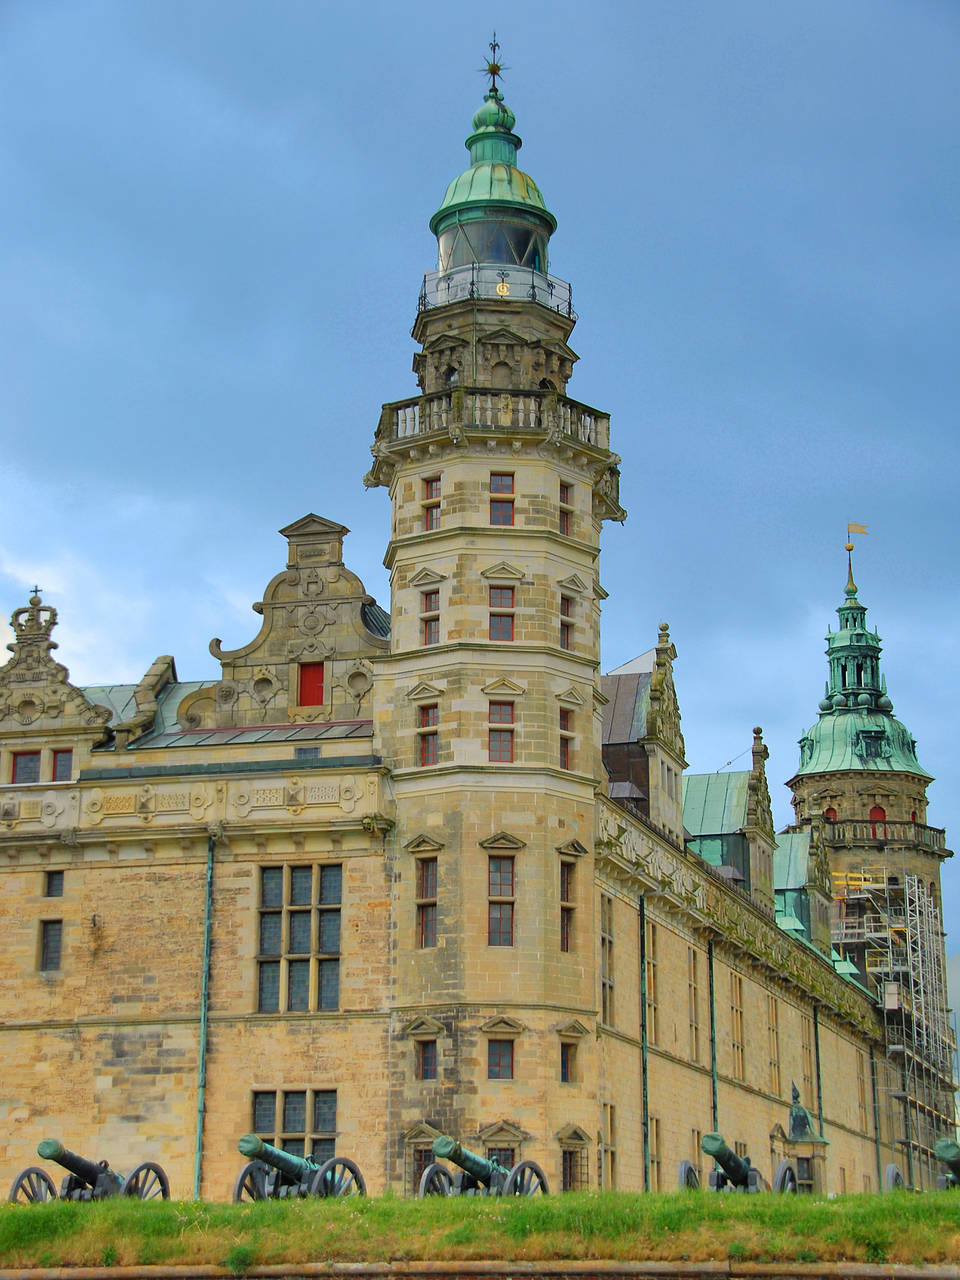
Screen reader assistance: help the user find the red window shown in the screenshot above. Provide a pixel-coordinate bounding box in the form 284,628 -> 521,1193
490,500 -> 514,526
419,734 -> 438,766
824,806 -> 837,822
417,1040 -> 438,1080
12,752 -> 40,784
417,903 -> 437,948
52,750 -> 73,781
490,614 -> 514,642
560,861 -> 573,902
560,904 -> 573,950
490,473 -> 514,493
489,729 -> 514,762
298,662 -> 325,706
489,702 -> 513,723
560,1040 -> 575,1081
489,902 -> 513,946
489,856 -> 514,898
489,586 -> 513,609
560,737 -> 571,770
419,704 -> 439,728
559,708 -> 572,732
422,619 -> 439,645
870,805 -> 887,838
422,590 -> 439,613
424,477 -> 440,500
488,1039 -> 514,1079
560,622 -> 572,650
558,510 -> 570,536
424,505 -> 440,531
560,595 -> 572,617
559,483 -> 570,505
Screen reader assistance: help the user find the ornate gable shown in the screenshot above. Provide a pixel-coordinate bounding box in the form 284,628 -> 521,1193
645,623 -> 686,764
0,593 -> 111,735
746,727 -> 775,836
404,834 -> 445,854
177,516 -> 387,730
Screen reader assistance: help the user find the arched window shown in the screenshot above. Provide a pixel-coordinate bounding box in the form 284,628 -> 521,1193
869,805 -> 886,839
824,807 -> 837,822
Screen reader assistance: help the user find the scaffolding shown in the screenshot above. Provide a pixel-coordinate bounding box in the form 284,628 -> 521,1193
833,863 -> 955,1189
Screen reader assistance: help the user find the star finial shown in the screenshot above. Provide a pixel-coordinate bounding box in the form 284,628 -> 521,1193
482,32 -> 508,92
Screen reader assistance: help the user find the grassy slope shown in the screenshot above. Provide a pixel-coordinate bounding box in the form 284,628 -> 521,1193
2,1191 -> 960,1272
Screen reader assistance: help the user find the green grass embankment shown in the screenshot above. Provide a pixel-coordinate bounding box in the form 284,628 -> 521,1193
2,1190 -> 960,1273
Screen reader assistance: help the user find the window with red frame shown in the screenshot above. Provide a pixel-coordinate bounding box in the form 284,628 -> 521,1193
419,733 -> 438,766
490,614 -> 513,641
560,859 -> 574,953
489,586 -> 513,609
416,857 -> 437,947
424,476 -> 441,501
560,622 -> 572,650
488,856 -> 514,946
559,482 -> 572,535
418,704 -> 439,767
490,473 -> 514,493
52,750 -> 73,782
419,704 -> 439,727
12,752 -> 40,784
489,728 -> 513,762
416,1039 -> 437,1080
298,662 -> 325,706
560,594 -> 572,617
487,1039 -> 514,1079
424,505 -> 440,531
490,499 -> 514,526
421,590 -> 440,646
559,708 -> 573,770
488,701 -> 513,723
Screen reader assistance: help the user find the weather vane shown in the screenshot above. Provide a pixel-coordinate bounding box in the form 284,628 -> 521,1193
481,32 -> 508,92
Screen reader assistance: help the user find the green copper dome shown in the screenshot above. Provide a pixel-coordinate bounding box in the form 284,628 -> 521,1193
429,88 -> 557,274
795,565 -> 931,779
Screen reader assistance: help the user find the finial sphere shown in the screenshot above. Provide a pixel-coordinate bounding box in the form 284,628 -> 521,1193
845,542 -> 854,552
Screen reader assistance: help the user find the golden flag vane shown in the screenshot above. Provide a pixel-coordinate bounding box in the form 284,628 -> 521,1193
845,522 -> 868,590
845,521 -> 868,552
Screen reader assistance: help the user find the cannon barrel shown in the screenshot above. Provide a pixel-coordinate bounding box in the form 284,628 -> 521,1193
37,1140 -> 123,1191
433,1135 -> 503,1185
702,1132 -> 751,1188
934,1138 -> 960,1181
238,1134 -> 320,1182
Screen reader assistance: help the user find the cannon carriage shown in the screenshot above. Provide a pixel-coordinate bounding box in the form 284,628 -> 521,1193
417,1134 -> 548,1197
232,1134 -> 366,1201
8,1139 -> 170,1204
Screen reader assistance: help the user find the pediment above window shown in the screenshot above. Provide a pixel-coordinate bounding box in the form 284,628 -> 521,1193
556,840 -> 589,858
479,1015 -> 526,1036
479,831 -> 527,850
481,677 -> 526,698
403,1015 -> 445,1038
555,685 -> 586,707
406,681 -> 444,703
480,561 -> 526,582
478,327 -> 526,346
403,1121 -> 442,1143
555,1123 -> 591,1145
410,567 -> 449,587
477,1118 -> 530,1143
404,833 -> 445,854
554,1018 -> 590,1039
556,574 -> 587,595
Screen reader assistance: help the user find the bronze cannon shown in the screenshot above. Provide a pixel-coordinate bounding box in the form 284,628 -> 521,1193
8,1138 -> 169,1203
233,1133 -> 365,1201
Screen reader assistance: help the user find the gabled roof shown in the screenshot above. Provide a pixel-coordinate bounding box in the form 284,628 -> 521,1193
600,670 -> 651,744
682,771 -> 750,837
774,832 -> 812,891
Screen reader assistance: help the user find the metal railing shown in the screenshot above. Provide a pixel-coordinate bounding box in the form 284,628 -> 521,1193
418,264 -> 575,318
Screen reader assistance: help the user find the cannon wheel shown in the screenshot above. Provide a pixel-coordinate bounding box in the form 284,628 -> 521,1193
8,1167 -> 58,1204
677,1159 -> 700,1190
308,1156 -> 366,1198
772,1160 -> 797,1193
418,1163 -> 454,1197
884,1163 -> 905,1191
233,1161 -> 267,1203
504,1160 -> 549,1196
120,1162 -> 170,1200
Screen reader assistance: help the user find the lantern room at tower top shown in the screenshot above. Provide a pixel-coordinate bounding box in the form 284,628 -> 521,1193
419,74 -> 574,318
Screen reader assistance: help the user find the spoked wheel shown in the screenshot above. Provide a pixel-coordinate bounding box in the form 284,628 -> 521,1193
772,1160 -> 797,1193
121,1161 -> 170,1200
233,1161 -> 267,1203
308,1156 -> 366,1198
504,1160 -> 549,1196
677,1159 -> 700,1190
8,1167 -> 58,1204
417,1163 -> 454,1197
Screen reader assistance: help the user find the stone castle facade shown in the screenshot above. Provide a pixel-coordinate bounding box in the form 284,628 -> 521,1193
0,78 -> 953,1199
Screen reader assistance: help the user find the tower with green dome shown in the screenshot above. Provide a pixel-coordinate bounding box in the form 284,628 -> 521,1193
365,49 -> 628,1192
784,549 -> 954,1189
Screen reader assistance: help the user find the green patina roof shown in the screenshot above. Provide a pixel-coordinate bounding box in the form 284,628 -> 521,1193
84,680 -> 214,739
429,88 -> 557,237
774,832 -> 811,891
794,563 -> 930,780
682,771 -> 750,836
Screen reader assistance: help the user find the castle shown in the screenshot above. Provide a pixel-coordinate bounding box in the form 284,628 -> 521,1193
0,70 -> 953,1198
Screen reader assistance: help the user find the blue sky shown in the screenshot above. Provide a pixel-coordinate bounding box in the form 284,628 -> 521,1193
2,2 -> 959,969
